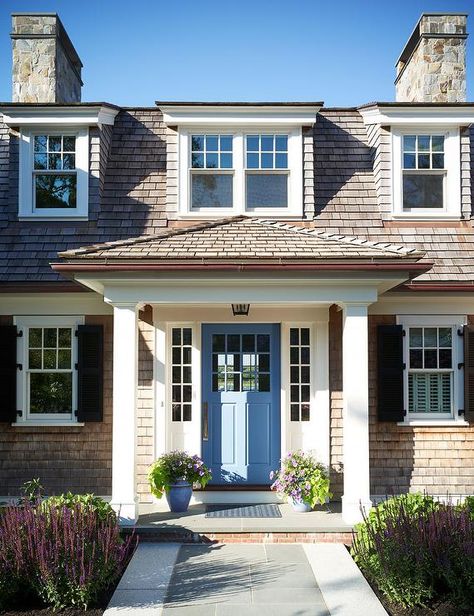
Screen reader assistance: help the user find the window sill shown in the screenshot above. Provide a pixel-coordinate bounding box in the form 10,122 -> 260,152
177,212 -> 304,220
11,422 -> 85,428
390,214 -> 461,222
397,420 -> 469,427
18,216 -> 89,222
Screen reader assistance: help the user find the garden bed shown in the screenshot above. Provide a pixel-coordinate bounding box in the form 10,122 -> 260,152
351,494 -> 474,616
369,578 -> 473,616
0,582 -> 115,615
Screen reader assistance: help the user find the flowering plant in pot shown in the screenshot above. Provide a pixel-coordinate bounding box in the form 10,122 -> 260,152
270,451 -> 332,512
148,451 -> 212,512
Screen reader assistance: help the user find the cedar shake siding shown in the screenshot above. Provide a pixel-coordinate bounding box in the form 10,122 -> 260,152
0,315 -> 113,497
327,310 -> 474,497
137,306 -> 155,504
2,107 -> 474,282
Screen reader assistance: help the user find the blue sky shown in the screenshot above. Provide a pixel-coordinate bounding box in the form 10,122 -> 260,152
0,0 -> 472,106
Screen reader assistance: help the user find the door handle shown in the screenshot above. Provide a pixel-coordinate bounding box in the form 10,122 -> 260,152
202,402 -> 209,441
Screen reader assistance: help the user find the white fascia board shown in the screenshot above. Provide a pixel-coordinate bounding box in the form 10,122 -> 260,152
73,273 -> 409,303
359,105 -> 474,126
159,105 -> 321,127
0,105 -> 120,127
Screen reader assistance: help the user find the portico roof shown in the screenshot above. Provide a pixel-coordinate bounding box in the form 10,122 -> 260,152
55,216 -> 426,269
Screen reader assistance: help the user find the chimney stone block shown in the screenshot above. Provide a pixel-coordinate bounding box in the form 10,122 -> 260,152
395,14 -> 468,103
11,13 -> 83,103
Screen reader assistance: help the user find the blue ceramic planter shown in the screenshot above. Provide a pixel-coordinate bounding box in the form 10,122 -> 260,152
290,497 -> 312,513
166,480 -> 192,512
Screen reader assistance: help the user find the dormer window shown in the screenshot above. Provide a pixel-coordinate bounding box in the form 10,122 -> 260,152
33,135 -> 77,209
178,127 -> 302,218
191,134 -> 233,209
391,126 -> 461,220
246,134 -> 288,209
18,127 -> 89,219
161,102 -> 320,219
402,135 -> 445,210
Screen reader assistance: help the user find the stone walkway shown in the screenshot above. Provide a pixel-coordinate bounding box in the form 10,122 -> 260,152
163,543 -> 329,615
105,542 -> 388,616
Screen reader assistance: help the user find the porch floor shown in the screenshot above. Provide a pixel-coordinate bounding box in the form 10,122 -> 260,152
136,501 -> 351,535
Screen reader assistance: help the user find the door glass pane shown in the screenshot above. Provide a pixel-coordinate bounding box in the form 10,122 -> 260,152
211,332 -> 271,393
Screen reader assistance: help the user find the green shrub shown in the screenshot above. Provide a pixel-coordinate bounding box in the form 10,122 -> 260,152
353,493 -> 439,556
44,492 -> 116,522
0,500 -> 136,611
351,494 -> 474,610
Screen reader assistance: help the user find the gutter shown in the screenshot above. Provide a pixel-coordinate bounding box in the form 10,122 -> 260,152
51,262 -> 431,274
402,283 -> 474,292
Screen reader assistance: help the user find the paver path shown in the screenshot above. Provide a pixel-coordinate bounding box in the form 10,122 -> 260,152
162,543 -> 329,615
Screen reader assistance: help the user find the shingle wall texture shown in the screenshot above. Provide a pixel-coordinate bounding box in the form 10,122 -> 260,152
314,110 -> 474,281
0,315 -> 113,497
328,309 -> 474,498
1,106 -> 474,281
368,314 -> 474,496
137,306 -> 155,504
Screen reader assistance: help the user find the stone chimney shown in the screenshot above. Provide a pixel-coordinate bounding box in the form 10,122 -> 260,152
11,13 -> 83,103
395,13 -> 468,103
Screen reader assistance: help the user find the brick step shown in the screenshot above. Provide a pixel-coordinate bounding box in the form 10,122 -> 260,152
124,528 -> 353,545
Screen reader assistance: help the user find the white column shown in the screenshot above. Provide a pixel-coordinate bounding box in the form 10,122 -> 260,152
110,303 -> 138,525
341,303 -> 372,524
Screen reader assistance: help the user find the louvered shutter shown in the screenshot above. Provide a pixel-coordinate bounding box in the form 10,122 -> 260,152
0,325 -> 18,422
77,325 -> 104,422
463,324 -> 474,423
377,324 -> 404,422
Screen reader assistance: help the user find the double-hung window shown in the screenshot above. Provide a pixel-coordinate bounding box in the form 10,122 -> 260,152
399,316 -> 466,423
402,135 -> 445,210
392,127 -> 460,219
19,128 -> 89,219
246,134 -> 288,209
191,134 -> 233,209
15,316 -> 83,425
33,134 -> 78,209
179,127 -> 302,217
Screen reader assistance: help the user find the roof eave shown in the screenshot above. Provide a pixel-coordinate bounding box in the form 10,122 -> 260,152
0,103 -> 121,126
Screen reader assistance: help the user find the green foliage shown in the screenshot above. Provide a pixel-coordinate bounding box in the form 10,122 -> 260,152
19,478 -> 45,505
44,492 -> 116,522
353,492 -> 439,555
18,478 -> 116,522
148,451 -> 212,499
456,495 -> 474,521
351,494 -> 474,610
270,451 -> 332,508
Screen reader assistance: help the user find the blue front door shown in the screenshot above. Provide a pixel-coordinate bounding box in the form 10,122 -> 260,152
202,324 -> 281,485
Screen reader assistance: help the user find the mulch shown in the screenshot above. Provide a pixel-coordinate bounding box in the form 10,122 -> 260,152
370,581 -> 473,616
0,579 -> 116,615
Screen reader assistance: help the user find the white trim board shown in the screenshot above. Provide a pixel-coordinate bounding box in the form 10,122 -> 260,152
0,293 -> 112,315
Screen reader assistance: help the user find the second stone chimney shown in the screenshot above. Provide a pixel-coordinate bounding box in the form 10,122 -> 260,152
11,13 -> 83,103
395,13 -> 468,103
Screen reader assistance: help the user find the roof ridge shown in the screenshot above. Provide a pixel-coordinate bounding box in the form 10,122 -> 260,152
58,216 -> 248,257
253,219 -> 422,256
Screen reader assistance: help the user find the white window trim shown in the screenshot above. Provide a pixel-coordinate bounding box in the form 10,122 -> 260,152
19,127 -> 89,220
13,315 -> 84,426
165,322 -> 200,454
178,126 -> 303,218
392,126 -> 461,220
396,315 -> 467,425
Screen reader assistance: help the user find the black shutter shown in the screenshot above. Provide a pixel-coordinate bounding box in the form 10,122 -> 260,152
0,325 -> 18,422
77,324 -> 104,422
463,324 -> 474,423
377,324 -> 404,422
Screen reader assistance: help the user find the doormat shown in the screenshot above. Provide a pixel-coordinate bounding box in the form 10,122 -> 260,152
205,504 -> 282,518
